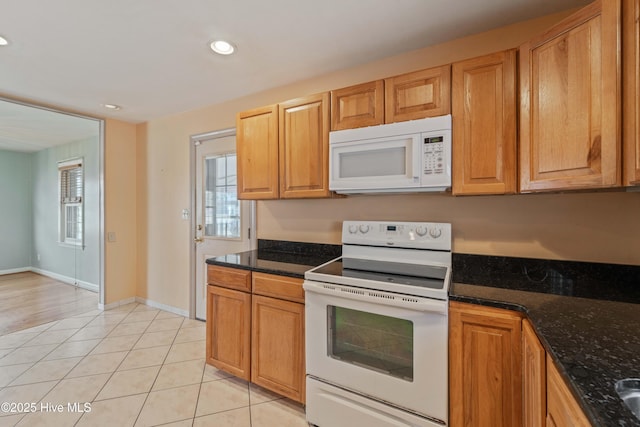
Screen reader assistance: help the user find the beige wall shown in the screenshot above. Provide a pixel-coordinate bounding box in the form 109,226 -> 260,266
136,9 -> 640,312
104,119 -> 138,304
258,192 -> 640,265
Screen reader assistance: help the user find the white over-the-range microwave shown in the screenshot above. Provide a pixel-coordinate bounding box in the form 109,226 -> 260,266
329,114 -> 451,194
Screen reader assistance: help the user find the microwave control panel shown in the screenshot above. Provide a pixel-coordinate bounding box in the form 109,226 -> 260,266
423,135 -> 445,176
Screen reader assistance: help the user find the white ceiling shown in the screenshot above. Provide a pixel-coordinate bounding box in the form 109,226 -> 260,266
0,0 -> 588,128
0,100 -> 100,152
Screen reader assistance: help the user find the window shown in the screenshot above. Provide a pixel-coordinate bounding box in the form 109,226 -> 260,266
58,159 -> 83,246
204,153 -> 240,238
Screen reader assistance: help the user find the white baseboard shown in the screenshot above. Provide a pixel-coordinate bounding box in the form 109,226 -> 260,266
2,268 -> 189,318
30,268 -> 99,293
135,297 -> 189,318
99,297 -> 137,311
0,267 -> 31,276
98,297 -> 188,318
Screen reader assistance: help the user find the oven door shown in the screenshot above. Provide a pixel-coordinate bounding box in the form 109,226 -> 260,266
329,134 -> 421,192
303,280 -> 448,424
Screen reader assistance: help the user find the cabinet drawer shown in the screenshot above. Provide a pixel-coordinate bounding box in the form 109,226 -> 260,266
252,272 -> 304,303
207,265 -> 251,292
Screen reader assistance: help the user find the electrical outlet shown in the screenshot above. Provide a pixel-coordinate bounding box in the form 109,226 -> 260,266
37,253 -> 41,261
182,209 -> 190,220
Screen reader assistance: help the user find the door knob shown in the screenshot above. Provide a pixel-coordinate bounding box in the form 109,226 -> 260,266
194,237 -> 204,243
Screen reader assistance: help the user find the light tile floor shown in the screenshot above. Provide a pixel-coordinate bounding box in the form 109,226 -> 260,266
0,303 -> 308,426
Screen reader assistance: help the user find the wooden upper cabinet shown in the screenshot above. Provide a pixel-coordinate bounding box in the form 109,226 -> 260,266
385,64 -> 451,123
279,93 -> 331,198
331,80 -> 384,130
452,50 -> 517,195
237,105 -> 279,199
546,355 -> 591,427
449,302 -> 523,427
522,319 -> 546,427
623,0 -> 640,186
519,0 -> 621,192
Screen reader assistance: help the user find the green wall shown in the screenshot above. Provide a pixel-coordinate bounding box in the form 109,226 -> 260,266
0,149 -> 33,272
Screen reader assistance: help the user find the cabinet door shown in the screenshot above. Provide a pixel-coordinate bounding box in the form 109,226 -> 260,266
546,355 -> 591,427
206,285 -> 251,380
331,80 -> 384,130
384,64 -> 451,123
237,105 -> 279,199
522,319 -> 546,427
279,93 -> 331,198
623,0 -> 640,185
520,0 -> 621,192
251,295 -> 305,403
452,50 -> 517,195
449,302 -> 523,427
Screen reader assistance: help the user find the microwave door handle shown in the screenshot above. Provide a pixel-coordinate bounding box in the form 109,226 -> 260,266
413,134 -> 422,184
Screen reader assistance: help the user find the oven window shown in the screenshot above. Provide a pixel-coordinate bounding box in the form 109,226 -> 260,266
328,306 -> 413,381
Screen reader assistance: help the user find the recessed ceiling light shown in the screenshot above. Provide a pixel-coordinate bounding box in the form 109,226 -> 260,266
210,40 -> 236,55
0,36 -> 8,46
102,104 -> 121,110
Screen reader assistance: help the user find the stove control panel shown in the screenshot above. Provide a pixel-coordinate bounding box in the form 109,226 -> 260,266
343,220 -> 451,251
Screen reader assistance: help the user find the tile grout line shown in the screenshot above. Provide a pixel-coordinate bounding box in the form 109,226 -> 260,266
74,304 -> 161,426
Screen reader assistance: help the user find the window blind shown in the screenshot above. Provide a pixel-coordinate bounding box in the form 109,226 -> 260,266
59,162 -> 83,204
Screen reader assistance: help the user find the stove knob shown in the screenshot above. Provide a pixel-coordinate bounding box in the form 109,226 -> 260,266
348,224 -> 358,234
359,224 -> 370,234
415,226 -> 428,236
429,227 -> 442,238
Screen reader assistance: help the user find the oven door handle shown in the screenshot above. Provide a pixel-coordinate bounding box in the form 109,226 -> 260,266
303,280 -> 447,315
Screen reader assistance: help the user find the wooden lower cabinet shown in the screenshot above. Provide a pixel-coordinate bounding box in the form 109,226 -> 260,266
251,294 -> 305,403
452,302 -> 592,427
206,266 -> 306,404
523,319 -> 546,427
546,355 -> 591,427
449,301 -> 523,427
206,285 -> 251,380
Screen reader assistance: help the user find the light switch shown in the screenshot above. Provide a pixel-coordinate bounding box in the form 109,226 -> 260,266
107,232 -> 117,242
182,209 -> 190,220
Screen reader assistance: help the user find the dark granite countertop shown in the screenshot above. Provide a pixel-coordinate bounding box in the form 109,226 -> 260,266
205,239 -> 341,279
451,256 -> 640,427
207,245 -> 639,426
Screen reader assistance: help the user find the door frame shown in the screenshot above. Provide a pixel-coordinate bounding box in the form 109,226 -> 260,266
0,96 -> 105,307
189,127 -> 256,319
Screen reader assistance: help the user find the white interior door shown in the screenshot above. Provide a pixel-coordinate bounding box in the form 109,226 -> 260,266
194,132 -> 255,320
